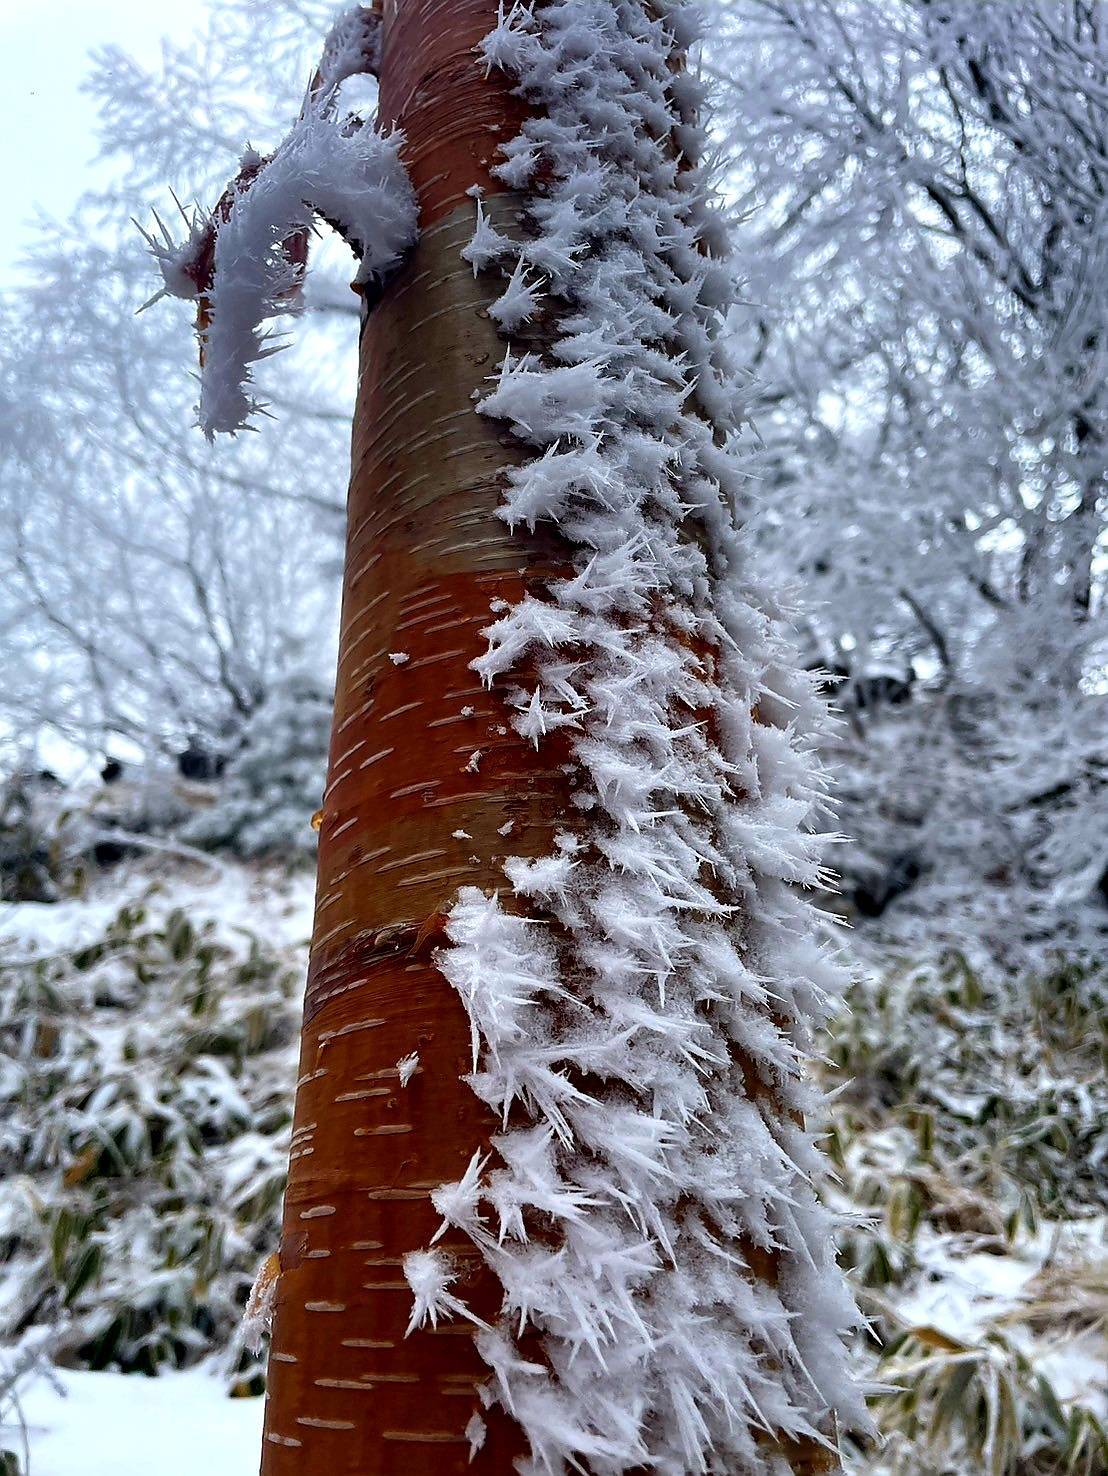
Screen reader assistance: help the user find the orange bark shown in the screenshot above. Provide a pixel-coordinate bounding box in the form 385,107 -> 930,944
259,1 -> 569,1470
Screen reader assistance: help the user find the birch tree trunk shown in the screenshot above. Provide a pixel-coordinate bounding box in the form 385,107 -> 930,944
260,2 -> 570,1470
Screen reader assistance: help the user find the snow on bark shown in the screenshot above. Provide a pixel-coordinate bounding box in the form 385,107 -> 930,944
145,7 -> 416,439
396,1050 -> 420,1086
317,5 -> 383,90
408,2 -> 871,1471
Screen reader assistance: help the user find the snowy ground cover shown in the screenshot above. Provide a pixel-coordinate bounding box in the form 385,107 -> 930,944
0,857 -> 313,1398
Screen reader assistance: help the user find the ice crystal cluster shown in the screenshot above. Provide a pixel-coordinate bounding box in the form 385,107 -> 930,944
401,2 -> 871,1471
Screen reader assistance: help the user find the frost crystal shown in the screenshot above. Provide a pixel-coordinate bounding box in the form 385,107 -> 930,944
406,2 -> 870,1471
402,1249 -> 478,1334
241,1249 -> 281,1355
192,116 -> 414,438
317,5 -> 382,90
466,1411 -> 488,1458
396,1051 -> 420,1086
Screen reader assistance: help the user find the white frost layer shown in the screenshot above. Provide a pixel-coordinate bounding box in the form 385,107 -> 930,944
409,2 -> 872,1472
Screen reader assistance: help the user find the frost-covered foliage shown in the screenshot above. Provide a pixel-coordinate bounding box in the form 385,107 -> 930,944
0,878 -> 303,1382
0,252 -> 342,771
149,5 -> 417,437
829,687 -> 1108,970
181,664 -> 330,858
4,853 -> 1104,1474
0,769 -> 196,904
831,957 -> 1108,1226
396,3 -> 868,1469
709,0 -> 1108,968
825,954 -> 1108,1475
0,774 -> 68,906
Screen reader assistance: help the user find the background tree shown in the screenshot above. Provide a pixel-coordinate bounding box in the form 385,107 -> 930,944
0,3 -> 353,775
711,0 -> 1108,963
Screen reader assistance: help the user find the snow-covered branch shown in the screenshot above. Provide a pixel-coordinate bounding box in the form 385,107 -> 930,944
144,6 -> 417,437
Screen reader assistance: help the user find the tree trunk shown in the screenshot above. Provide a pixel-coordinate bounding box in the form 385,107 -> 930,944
259,2 -> 568,1470
258,2 -> 856,1472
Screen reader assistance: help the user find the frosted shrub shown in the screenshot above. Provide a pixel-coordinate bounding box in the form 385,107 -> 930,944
824,954 -> 1108,1475
181,666 -> 331,859
0,899 -> 299,1382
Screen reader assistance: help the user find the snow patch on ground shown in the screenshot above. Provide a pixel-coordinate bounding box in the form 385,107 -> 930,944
0,858 -> 315,960
5,1367 -> 262,1476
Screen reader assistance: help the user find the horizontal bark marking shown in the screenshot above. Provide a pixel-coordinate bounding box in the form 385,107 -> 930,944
381,1431 -> 469,1444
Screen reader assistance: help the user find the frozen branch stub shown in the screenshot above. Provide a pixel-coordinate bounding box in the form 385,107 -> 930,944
143,5 -> 416,438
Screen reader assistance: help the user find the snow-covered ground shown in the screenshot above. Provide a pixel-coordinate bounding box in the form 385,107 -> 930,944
896,1220 -> 1108,1414
6,1367 -> 262,1476
0,855 -> 315,960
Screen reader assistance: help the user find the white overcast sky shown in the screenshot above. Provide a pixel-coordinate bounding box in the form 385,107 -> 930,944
0,0 -> 209,282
